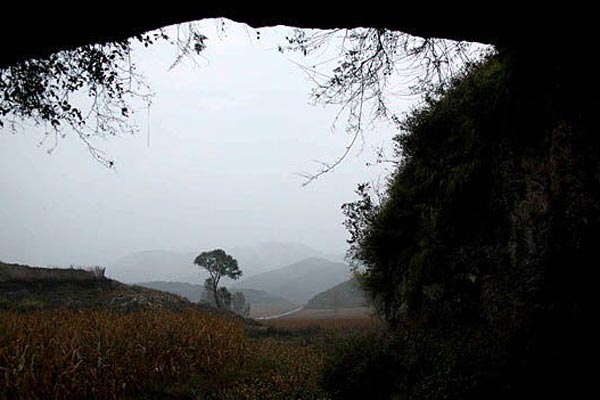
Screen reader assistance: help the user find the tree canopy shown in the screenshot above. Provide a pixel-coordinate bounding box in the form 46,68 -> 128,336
194,249 -> 241,308
0,26 -> 207,166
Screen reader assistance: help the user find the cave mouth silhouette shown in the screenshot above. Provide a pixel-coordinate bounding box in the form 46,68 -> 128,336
2,7 -> 594,69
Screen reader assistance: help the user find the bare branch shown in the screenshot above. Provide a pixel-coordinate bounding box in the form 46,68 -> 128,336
281,28 -> 493,185
0,30 -> 175,167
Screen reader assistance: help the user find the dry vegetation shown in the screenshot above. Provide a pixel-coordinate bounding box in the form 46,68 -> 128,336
249,303 -> 300,319
0,264 -> 381,399
0,262 -> 104,282
263,308 -> 381,331
211,338 -> 327,399
0,308 -> 339,399
0,309 -> 246,399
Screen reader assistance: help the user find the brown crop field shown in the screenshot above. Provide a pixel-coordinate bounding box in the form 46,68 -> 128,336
0,309 -> 246,399
0,308 -> 334,399
262,307 -> 382,331
249,303 -> 301,318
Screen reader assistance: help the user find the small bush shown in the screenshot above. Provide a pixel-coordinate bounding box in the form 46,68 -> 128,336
89,265 -> 106,280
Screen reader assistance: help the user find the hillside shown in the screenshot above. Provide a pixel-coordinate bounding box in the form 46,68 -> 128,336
136,281 -> 205,302
136,281 -> 288,306
307,278 -> 368,309
0,261 -> 215,313
233,257 -> 351,304
228,241 -> 326,275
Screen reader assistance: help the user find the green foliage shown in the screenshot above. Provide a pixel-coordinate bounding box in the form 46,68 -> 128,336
195,249 -> 242,308
342,52 -> 600,397
0,26 -> 208,166
0,35 -> 161,165
344,56 -> 508,326
194,249 -> 242,281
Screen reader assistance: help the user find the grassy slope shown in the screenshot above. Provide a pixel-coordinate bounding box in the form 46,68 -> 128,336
0,261 -> 222,315
306,278 -> 368,309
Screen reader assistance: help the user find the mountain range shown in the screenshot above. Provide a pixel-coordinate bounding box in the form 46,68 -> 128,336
133,256 -> 352,305
107,241 -> 344,284
232,257 -> 351,304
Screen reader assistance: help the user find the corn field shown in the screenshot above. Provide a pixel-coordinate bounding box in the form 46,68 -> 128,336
0,309 -> 246,399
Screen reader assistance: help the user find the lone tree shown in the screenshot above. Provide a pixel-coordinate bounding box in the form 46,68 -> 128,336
193,249 -> 241,308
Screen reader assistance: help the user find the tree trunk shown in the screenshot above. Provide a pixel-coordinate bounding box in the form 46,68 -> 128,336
212,279 -> 221,308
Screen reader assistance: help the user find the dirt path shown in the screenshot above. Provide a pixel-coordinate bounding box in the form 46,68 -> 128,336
254,306 -> 304,320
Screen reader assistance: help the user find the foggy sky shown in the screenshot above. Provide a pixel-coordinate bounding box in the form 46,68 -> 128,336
0,20 -> 413,267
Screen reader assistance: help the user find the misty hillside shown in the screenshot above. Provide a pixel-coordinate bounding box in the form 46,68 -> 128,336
233,257 -> 351,304
306,278 -> 368,309
108,242 -> 342,284
136,281 -> 288,305
235,288 -> 291,305
228,241 -> 343,275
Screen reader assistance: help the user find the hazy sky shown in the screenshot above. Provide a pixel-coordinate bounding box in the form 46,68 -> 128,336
0,20 -> 415,267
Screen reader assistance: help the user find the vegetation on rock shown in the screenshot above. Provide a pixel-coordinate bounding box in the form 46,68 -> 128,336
340,52 -> 600,398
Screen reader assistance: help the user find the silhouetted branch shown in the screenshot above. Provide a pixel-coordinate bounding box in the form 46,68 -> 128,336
282,28 -> 492,185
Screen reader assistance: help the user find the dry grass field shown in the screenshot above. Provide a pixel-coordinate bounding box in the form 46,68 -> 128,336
248,303 -> 300,318
262,307 -> 382,330
0,309 -> 245,399
0,308 -> 334,399
0,264 -> 384,399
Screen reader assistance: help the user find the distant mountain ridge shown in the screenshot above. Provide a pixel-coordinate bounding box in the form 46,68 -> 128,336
107,242 -> 343,284
228,241 -> 325,275
233,257 -> 351,304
